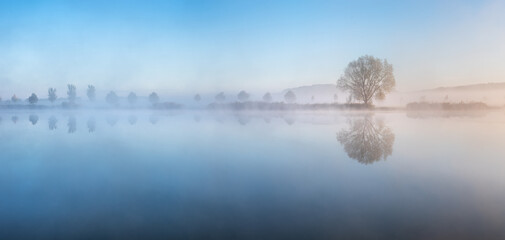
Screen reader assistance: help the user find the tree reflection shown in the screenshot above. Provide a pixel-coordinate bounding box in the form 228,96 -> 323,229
128,115 -> 137,125
29,115 -> 39,125
48,116 -> 57,130
107,116 -> 118,126
12,116 -> 18,124
236,114 -> 251,125
337,116 -> 395,165
87,118 -> 96,132
149,115 -> 159,125
68,116 -> 76,133
283,116 -> 296,125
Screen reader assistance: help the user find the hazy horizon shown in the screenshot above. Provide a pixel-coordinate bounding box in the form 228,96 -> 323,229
1,0 -> 505,97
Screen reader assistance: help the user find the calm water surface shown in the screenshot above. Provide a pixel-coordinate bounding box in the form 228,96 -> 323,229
1,110 -> 505,239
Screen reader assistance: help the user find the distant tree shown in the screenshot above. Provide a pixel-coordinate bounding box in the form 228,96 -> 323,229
444,95 -> 449,102
333,94 -> 338,103
215,92 -> 225,102
106,91 -> 119,106
284,90 -> 296,103
194,94 -> 201,102
149,92 -> 160,106
337,55 -> 395,105
263,92 -> 272,102
128,92 -> 137,106
11,95 -> 19,103
67,84 -> 77,103
311,95 -> 315,102
28,93 -> 38,105
87,85 -> 96,101
237,91 -> 250,102
48,88 -> 57,104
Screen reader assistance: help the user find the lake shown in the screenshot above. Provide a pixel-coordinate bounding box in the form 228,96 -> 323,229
1,110 -> 505,239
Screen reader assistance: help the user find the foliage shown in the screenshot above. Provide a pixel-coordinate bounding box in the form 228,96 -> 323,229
67,84 -> 77,103
149,92 -> 160,105
106,91 -> 119,106
337,55 -> 395,105
48,88 -> 57,103
87,85 -> 96,101
284,90 -> 296,103
237,91 -> 250,102
128,92 -> 137,106
28,93 -> 38,105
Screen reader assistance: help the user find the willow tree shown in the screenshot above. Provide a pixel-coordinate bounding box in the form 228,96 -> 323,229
337,55 -> 395,105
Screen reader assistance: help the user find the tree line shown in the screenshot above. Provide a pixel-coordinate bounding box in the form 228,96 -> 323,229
1,56 -> 396,107
2,85 -> 300,106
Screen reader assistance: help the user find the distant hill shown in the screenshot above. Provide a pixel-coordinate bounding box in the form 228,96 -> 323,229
279,82 -> 505,106
418,82 -> 505,92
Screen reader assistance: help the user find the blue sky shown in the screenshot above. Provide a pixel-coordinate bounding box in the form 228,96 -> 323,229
1,0 -> 504,97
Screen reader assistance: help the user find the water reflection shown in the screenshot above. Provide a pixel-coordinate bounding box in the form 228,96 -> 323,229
193,115 -> 201,122
337,116 -> 395,165
236,115 -> 251,125
283,116 -> 296,125
87,118 -> 96,133
68,116 -> 76,133
128,115 -> 137,125
12,116 -> 18,124
149,115 -> 159,125
29,115 -> 39,125
107,116 -> 118,126
48,116 -> 57,130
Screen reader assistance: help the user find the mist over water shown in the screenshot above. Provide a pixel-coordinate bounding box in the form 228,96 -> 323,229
1,110 -> 505,239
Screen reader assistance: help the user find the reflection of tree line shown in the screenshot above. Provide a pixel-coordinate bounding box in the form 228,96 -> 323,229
1,113 -> 300,132
337,116 -> 395,165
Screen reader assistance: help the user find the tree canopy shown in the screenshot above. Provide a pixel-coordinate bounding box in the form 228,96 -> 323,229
284,90 -> 296,103
337,55 -> 395,105
128,92 -> 137,106
106,91 -> 119,106
48,88 -> 57,103
149,92 -> 160,105
237,91 -> 250,102
28,93 -> 38,105
67,84 -> 77,103
87,85 -> 96,101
